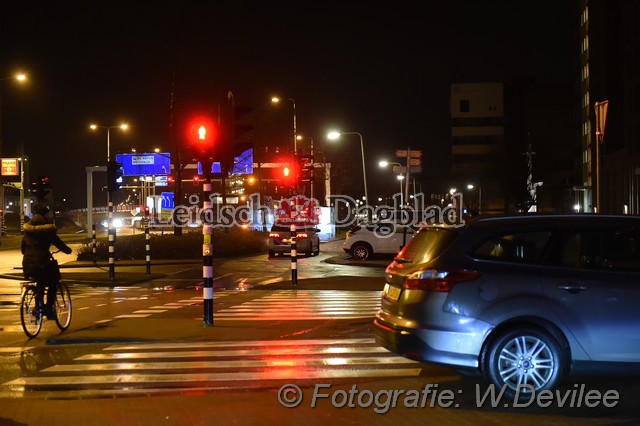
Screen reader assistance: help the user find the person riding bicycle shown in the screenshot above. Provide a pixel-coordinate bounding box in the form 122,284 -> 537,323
21,204 -> 72,320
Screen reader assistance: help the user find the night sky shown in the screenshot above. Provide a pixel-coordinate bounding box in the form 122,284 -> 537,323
0,1 -> 575,209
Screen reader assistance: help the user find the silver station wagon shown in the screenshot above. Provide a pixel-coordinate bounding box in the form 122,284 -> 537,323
374,214 -> 640,397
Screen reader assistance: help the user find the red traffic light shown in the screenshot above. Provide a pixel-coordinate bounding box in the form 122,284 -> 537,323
280,160 -> 300,187
187,116 -> 218,160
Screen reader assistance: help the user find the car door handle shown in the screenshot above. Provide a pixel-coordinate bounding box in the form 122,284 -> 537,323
557,284 -> 587,294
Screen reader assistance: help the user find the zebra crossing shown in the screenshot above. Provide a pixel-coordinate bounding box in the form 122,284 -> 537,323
209,290 -> 382,321
0,338 -> 423,398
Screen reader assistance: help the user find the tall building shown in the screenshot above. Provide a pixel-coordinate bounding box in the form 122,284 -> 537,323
580,0 -> 640,213
450,82 -> 507,214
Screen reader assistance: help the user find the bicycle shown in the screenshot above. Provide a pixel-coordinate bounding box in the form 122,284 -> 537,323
20,253 -> 72,338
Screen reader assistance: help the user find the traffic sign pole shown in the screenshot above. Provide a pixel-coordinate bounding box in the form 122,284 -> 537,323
108,189 -> 115,280
202,160 -> 214,326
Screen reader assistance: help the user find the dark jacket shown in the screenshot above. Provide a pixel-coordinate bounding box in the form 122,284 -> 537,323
21,214 -> 72,280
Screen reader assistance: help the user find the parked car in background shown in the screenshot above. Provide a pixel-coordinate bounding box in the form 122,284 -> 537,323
343,223 -> 416,261
374,214 -> 640,397
268,223 -> 320,257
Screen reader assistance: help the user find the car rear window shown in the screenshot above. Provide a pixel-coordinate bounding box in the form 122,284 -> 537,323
473,231 -> 552,264
394,227 -> 459,263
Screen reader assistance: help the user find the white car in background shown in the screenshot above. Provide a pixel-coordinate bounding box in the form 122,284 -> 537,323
343,223 -> 416,261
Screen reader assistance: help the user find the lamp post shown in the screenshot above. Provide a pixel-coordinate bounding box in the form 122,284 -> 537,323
397,175 -> 405,206
327,131 -> 368,209
271,96 -> 297,154
380,160 -> 412,208
18,156 -> 26,232
0,73 -> 28,236
467,184 -> 482,215
90,124 -> 128,162
296,135 -> 314,199
89,123 -> 128,279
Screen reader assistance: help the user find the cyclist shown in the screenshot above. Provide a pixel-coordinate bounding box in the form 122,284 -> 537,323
21,204 -> 72,320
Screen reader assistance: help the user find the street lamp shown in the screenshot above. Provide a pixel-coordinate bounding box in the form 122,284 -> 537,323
379,160 -> 400,168
0,73 -> 27,83
296,134 -> 315,198
90,123 -> 128,161
271,96 -> 297,154
467,184 -> 482,215
89,123 -> 128,280
327,131 -> 368,208
397,175 -> 405,206
380,160 -> 413,206
0,72 -> 28,232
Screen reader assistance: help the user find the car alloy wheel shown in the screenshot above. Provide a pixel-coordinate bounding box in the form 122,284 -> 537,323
482,327 -> 564,398
352,243 -> 371,261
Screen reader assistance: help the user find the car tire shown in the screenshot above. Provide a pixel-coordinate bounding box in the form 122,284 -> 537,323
481,327 -> 565,399
268,250 -> 275,258
351,243 -> 372,261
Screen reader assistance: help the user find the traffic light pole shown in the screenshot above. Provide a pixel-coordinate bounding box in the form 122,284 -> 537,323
108,189 -> 115,279
201,160 -> 214,326
290,219 -> 297,286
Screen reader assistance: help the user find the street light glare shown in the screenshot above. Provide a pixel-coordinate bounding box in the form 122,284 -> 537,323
379,160 -> 389,168
327,131 -> 340,140
271,96 -> 280,103
120,124 -> 129,130
16,73 -> 27,82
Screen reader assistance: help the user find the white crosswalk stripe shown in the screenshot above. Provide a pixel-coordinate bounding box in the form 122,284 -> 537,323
209,290 -> 382,321
0,338 -> 423,398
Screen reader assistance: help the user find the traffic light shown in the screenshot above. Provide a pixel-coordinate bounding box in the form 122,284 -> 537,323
186,116 -> 217,162
233,106 -> 254,148
217,98 -> 254,174
193,174 -> 201,186
32,175 -> 50,202
107,160 -> 124,192
143,206 -> 150,217
300,155 -> 313,184
280,159 -> 299,187
167,175 -> 175,185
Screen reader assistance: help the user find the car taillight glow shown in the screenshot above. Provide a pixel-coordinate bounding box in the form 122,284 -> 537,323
297,233 -> 308,238
269,232 -> 280,238
403,269 -> 480,292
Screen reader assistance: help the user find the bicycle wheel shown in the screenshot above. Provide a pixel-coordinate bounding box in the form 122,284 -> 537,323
54,282 -> 72,331
21,286 -> 42,338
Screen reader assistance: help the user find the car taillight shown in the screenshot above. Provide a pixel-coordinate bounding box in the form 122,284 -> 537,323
403,269 -> 480,292
269,232 -> 280,238
297,233 -> 308,238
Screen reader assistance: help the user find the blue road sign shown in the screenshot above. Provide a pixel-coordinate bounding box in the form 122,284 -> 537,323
116,153 -> 171,177
161,192 -> 174,209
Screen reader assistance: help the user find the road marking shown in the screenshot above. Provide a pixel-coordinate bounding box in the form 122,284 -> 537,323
1,338 -> 423,396
199,290 -> 382,321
